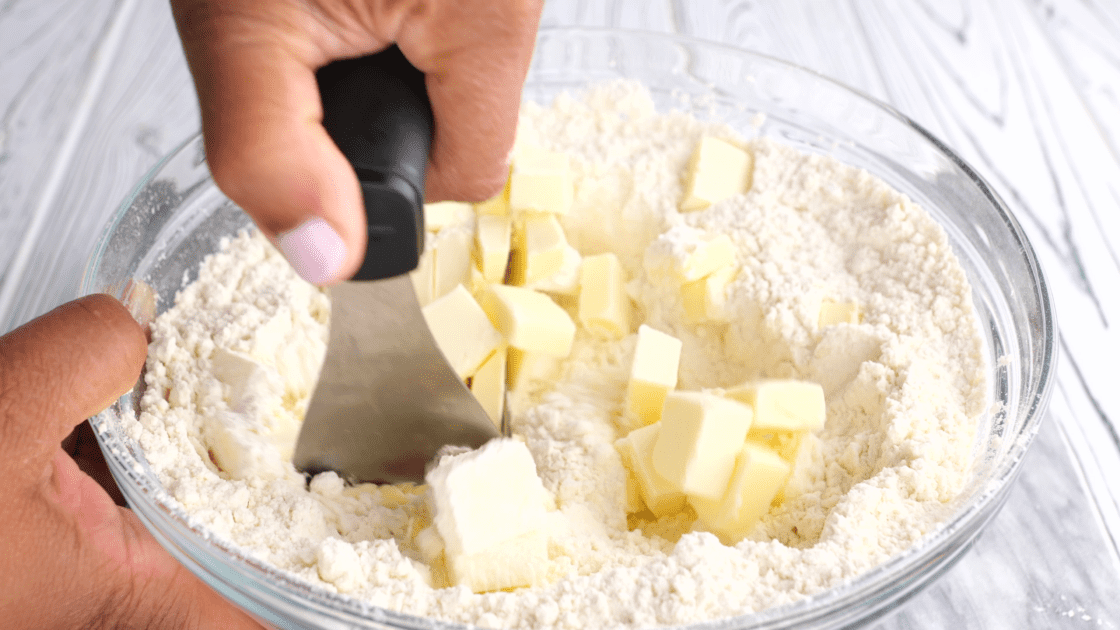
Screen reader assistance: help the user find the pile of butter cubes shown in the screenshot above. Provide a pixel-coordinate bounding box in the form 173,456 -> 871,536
616,323 -> 827,544
414,135 -> 854,590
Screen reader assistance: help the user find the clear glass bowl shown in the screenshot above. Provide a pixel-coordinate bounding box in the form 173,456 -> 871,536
82,27 -> 1055,630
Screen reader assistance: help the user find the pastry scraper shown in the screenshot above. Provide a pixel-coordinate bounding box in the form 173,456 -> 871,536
293,46 -> 499,485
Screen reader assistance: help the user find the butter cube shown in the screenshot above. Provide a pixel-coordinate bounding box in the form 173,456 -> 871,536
509,146 -> 573,215
481,284 -> 575,357
431,228 -> 474,300
724,379 -> 826,432
818,299 -> 862,328
474,214 -> 512,283
506,347 -> 560,391
578,253 -> 630,339
474,169 -> 512,216
681,265 -> 736,322
426,439 -> 552,592
679,136 -> 753,212
424,201 -> 473,231
625,325 -> 683,428
470,348 -> 506,430
652,391 -> 753,500
675,234 -> 736,284
422,285 -> 503,379
447,531 -> 549,593
509,213 -> 568,285
615,423 -> 687,517
746,428 -> 803,462
527,244 -> 582,296
689,442 -> 790,544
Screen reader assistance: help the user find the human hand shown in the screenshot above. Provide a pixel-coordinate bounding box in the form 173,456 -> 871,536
171,0 -> 544,285
0,295 -> 264,629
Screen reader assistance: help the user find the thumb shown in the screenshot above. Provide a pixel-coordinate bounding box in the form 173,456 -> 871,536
173,2 -> 368,285
0,294 -> 146,483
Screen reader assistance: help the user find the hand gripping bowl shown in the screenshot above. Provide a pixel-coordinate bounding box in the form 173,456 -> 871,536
82,27 -> 1055,630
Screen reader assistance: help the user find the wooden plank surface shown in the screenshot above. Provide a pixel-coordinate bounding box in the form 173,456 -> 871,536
1,0 -> 1117,626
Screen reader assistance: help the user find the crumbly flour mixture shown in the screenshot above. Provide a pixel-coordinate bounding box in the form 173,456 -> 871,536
130,81 -> 987,628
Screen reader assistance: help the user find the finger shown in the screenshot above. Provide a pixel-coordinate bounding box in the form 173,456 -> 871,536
398,0 -> 544,202
0,295 -> 146,478
172,1 -> 368,285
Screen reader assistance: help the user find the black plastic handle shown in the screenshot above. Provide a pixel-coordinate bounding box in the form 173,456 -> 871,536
317,45 -> 433,280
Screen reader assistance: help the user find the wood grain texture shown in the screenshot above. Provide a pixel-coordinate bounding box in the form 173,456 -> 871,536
1,0 -> 1117,626
0,0 -> 122,290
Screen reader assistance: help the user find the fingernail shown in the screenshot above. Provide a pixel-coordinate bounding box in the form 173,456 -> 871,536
276,217 -> 346,285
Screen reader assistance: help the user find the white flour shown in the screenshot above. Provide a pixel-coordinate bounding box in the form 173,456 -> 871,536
131,81 -> 987,629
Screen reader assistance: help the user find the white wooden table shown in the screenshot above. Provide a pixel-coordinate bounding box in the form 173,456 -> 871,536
2,0 -> 1117,626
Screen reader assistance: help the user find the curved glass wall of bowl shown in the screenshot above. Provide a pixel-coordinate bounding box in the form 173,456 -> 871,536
82,28 -> 1055,630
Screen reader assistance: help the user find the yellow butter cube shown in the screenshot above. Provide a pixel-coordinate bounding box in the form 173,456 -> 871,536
652,391 -> 753,499
675,234 -> 736,283
681,265 -> 737,322
724,379 -> 826,432
474,214 -> 512,283
578,253 -> 630,339
481,284 -> 575,357
474,169 -> 512,216
509,213 -> 568,285
679,136 -> 753,212
509,146 -> 573,215
424,201 -> 473,231
431,228 -> 474,300
421,285 -> 503,379
625,325 -> 683,428
470,348 -> 507,431
527,245 -> 582,296
506,347 -> 560,391
746,428 -> 803,462
689,442 -> 790,544
615,423 -> 687,517
818,299 -> 862,328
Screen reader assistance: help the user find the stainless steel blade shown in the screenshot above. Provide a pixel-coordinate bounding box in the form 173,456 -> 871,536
293,275 -> 500,484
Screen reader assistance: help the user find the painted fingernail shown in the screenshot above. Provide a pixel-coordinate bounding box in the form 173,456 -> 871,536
276,217 -> 346,285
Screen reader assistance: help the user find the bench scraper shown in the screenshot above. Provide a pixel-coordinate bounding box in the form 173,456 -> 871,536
293,46 -> 500,485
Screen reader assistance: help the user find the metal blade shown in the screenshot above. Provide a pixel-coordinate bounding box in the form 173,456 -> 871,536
294,275 -> 500,484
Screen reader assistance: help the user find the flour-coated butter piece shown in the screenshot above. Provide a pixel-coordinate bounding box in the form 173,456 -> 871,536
681,265 -> 736,322
425,439 -> 553,592
652,391 -> 753,500
689,442 -> 790,544
481,284 -> 575,357
421,284 -> 503,379
578,252 -> 630,339
509,145 -> 573,215
509,213 -> 568,285
725,379 -> 826,432
474,214 -> 512,283
448,531 -> 550,593
625,325 -> 683,428
470,348 -> 507,430
431,228 -> 474,300
615,423 -> 687,517
424,201 -> 474,231
817,298 -> 862,328
679,136 -> 753,212
675,234 -> 736,283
